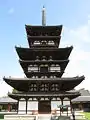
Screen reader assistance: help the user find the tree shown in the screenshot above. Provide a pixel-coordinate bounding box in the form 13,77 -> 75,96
12,88 -> 18,93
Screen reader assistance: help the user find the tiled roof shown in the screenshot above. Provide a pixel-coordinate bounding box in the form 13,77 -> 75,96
79,88 -> 90,96
72,96 -> 90,102
0,96 -> 17,104
72,89 -> 90,102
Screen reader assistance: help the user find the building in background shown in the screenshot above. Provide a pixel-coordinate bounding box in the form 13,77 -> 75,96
72,88 -> 90,112
0,96 -> 17,112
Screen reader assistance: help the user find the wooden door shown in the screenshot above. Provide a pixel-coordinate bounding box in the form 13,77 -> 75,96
38,101 -> 51,114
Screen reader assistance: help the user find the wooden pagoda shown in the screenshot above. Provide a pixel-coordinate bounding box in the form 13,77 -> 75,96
3,7 -> 85,114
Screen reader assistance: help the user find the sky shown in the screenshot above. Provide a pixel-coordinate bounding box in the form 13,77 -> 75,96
0,0 -> 90,97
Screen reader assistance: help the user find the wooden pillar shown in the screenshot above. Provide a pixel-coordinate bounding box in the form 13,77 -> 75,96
70,99 -> 72,113
67,107 -> 68,116
38,65 -> 39,72
61,98 -> 63,105
59,98 -> 61,116
61,98 -> 63,113
26,98 -> 28,114
7,103 -> 11,112
60,107 -> 61,116
15,103 -> 17,112
72,109 -> 75,120
49,83 -> 51,92
49,97 -> 52,113
17,99 -> 19,114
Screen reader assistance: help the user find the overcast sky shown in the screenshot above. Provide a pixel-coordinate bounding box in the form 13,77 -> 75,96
0,0 -> 90,97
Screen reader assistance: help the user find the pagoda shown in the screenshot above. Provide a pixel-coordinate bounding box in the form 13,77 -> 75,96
3,7 -> 85,114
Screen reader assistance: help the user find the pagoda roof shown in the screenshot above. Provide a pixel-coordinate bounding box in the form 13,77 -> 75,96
3,76 -> 85,92
15,46 -> 73,60
8,91 -> 80,100
25,25 -> 62,36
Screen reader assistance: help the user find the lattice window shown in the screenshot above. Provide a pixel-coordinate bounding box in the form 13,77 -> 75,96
33,41 -> 40,45
40,83 -> 49,92
51,84 -> 59,91
48,40 -> 54,45
28,64 -> 38,72
29,83 -> 37,92
50,64 -> 61,72
56,64 -> 61,72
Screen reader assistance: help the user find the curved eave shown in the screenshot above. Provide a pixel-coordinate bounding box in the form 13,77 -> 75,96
8,91 -> 80,100
19,59 -> 69,74
15,46 -> 73,60
3,76 -> 85,92
25,25 -> 63,36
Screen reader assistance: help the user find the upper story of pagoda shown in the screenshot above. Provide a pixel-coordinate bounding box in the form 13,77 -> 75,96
25,6 -> 62,48
15,7 -> 73,78
25,25 -> 62,48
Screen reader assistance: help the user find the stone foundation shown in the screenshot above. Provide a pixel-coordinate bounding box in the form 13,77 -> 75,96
4,114 -> 37,120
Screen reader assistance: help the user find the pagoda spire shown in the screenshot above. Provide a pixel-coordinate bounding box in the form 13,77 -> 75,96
42,6 -> 46,26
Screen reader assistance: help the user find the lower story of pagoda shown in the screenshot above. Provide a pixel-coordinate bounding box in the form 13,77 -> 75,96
8,91 -> 80,115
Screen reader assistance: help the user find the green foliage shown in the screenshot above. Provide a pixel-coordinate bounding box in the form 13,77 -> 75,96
0,114 -> 4,119
12,88 -> 18,93
0,105 -> 2,111
84,112 -> 90,120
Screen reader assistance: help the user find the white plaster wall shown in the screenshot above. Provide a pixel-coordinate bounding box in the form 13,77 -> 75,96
27,101 -> 38,114
63,100 -> 70,106
28,66 -> 38,72
18,101 -> 26,114
50,67 -> 60,71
